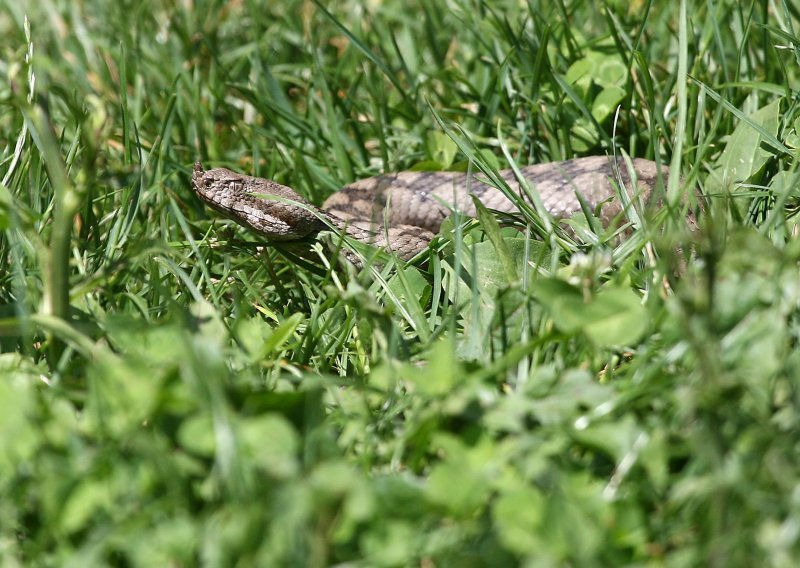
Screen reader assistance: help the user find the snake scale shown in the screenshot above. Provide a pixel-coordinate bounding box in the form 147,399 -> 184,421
191,156 -> 670,260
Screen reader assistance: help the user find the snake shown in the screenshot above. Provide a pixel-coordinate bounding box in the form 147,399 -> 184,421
191,156 -> 671,260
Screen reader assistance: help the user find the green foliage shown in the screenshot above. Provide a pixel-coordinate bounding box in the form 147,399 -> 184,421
2,0 -> 800,566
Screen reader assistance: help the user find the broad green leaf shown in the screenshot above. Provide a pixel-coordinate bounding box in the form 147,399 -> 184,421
473,197 -> 518,284
493,488 -> 545,554
582,286 -> 648,346
532,278 -> 647,346
569,116 -> 601,152
425,130 -> 457,167
572,414 -> 643,462
541,473 -> 607,559
565,51 -> 625,89
528,369 -> 614,425
593,55 -> 626,86
361,521 -> 416,567
86,355 -> 164,436
470,235 -> 549,295
387,264 -> 429,309
408,160 -> 445,171
402,337 -> 459,396
787,116 -> 800,149
261,313 -> 304,356
0,184 -> 11,230
709,98 -> 781,189
0,359 -> 39,471
60,479 -> 112,535
178,413 -> 216,457
565,57 -> 594,96
240,414 -> 299,478
530,277 -> 590,334
592,86 -> 626,123
427,461 -> 490,516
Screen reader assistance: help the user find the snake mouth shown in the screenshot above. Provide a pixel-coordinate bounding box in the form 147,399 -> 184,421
192,162 -> 225,202
191,162 -> 213,200
191,163 -> 224,213
191,162 -> 206,185
191,161 -> 245,219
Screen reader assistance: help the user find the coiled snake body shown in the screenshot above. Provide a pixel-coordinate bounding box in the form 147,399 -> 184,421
191,156 -> 670,260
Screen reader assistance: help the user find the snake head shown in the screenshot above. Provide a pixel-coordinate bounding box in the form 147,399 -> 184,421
191,162 -> 324,241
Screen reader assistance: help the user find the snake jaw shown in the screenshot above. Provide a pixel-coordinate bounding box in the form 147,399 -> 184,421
191,162 -> 324,241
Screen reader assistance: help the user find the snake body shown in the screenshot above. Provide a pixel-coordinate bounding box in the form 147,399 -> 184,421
191,156 -> 670,260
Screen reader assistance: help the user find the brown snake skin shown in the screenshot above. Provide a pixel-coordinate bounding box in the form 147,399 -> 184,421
191,156 -> 670,260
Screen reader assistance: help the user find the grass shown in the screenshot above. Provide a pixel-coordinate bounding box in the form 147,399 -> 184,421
2,0 -> 800,565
